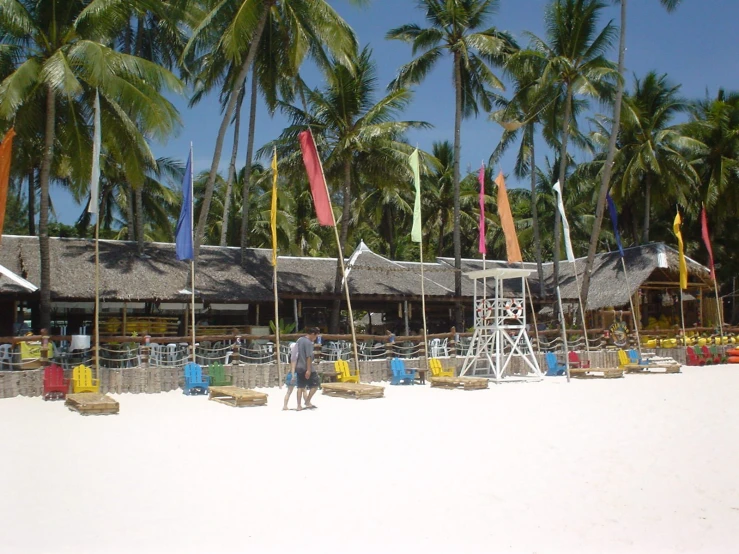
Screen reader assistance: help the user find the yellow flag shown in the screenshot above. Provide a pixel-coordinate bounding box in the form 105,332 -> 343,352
270,149 -> 278,266
673,211 -> 687,290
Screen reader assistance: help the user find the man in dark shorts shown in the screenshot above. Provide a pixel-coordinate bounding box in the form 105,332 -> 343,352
295,327 -> 320,410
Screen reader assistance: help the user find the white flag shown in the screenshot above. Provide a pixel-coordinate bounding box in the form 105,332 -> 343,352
552,180 -> 575,262
88,90 -> 101,214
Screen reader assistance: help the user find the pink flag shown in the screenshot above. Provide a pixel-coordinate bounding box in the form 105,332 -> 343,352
298,130 -> 334,226
478,164 -> 486,254
701,206 -> 716,281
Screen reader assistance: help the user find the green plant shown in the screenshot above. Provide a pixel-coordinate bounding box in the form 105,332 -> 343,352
269,319 -> 296,335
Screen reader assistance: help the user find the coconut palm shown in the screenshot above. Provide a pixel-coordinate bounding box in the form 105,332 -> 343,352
184,0 -> 359,260
607,72 -> 700,242
0,0 -> 182,328
510,0 -> 617,291
581,0 -> 681,308
387,0 -> 518,329
266,47 -> 430,331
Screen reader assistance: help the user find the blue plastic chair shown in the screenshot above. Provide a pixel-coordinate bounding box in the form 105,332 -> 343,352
545,352 -> 566,376
183,362 -> 209,395
390,358 -> 416,385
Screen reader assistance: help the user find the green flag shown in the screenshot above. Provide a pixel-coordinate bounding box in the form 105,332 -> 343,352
409,149 -> 422,243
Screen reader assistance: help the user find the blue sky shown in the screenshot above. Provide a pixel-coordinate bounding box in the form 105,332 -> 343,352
51,0 -> 739,225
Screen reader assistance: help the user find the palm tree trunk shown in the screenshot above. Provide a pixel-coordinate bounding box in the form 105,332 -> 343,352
438,211 -> 447,256
28,169 -> 35,235
581,0 -> 627,308
643,173 -> 652,243
38,86 -> 56,329
126,184 -> 135,241
221,90 -> 244,246
529,125 -> 544,298
197,1 -> 274,260
135,187 -> 145,255
554,84 -> 574,294
329,158 -> 353,333
240,68 -> 259,264
453,50 -> 463,330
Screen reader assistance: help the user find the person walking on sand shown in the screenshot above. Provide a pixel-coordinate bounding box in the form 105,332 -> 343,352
295,327 -> 320,410
283,341 -> 299,410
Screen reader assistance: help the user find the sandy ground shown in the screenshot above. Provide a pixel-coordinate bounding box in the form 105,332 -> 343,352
2,365 -> 739,554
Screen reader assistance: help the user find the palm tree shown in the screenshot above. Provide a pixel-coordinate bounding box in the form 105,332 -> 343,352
184,0 -> 359,260
387,0 -> 518,329
511,0 -> 617,291
581,0 -> 681,308
267,47 -> 430,331
607,72 -> 700,242
0,0 -> 182,328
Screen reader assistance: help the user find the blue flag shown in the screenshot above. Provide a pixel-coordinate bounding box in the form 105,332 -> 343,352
606,193 -> 624,258
175,150 -> 193,261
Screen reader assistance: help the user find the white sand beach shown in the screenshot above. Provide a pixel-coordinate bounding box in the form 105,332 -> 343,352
2,365 -> 739,554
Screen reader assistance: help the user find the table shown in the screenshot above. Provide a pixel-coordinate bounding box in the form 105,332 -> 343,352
414,368 -> 428,385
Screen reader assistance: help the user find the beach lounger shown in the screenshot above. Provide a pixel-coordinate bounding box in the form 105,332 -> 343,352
390,358 -> 415,385
71,364 -> 100,393
43,363 -> 69,400
545,352 -> 566,376
335,359 -> 360,383
183,362 -> 209,395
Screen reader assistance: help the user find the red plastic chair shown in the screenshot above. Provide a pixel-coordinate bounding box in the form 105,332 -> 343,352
568,351 -> 591,369
43,364 -> 69,400
686,347 -> 705,366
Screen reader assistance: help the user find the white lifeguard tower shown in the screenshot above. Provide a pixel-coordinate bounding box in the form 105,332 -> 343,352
459,267 -> 542,382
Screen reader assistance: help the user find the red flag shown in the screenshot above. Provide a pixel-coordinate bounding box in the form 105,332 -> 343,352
0,127 -> 16,241
298,130 -> 334,226
701,206 -> 716,281
478,164 -> 486,255
496,172 -> 523,263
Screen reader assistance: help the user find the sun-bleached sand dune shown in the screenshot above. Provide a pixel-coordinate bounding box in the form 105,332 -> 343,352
2,365 -> 739,553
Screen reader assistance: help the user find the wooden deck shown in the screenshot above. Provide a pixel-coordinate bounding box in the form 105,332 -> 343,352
570,367 -> 624,379
65,393 -> 120,415
430,376 -> 489,390
209,386 -> 268,407
321,382 -> 384,399
624,363 -> 681,374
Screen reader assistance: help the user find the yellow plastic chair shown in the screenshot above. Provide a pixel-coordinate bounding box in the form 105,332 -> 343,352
334,359 -> 359,383
72,364 -> 100,393
429,358 -> 454,378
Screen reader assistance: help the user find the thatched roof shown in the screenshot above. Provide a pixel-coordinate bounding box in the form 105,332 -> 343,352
0,236 -> 711,310
0,236 -> 273,302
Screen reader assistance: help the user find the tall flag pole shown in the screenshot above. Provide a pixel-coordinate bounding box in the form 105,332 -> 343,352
89,91 -> 101,378
607,193 -> 641,353
552,180 -> 590,357
298,129 -> 361,375
701,204 -> 723,341
0,128 -> 17,246
176,145 -> 196,361
270,148 -> 282,386
673,209 -> 688,344
410,148 -> 428,371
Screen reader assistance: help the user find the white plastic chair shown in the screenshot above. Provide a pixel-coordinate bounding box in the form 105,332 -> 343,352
165,343 -> 179,366
0,344 -> 12,370
149,343 -> 162,366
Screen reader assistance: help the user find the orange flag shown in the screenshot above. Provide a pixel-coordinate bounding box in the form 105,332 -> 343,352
0,127 -> 16,241
495,171 -> 522,263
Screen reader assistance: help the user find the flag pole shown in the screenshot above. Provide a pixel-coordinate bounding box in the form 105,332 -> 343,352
190,142 -> 196,362
713,278 -> 724,343
309,130 -> 361,376
556,284 -> 570,382
94,205 -> 100,379
620,256 -> 642,354
271,147 -> 282,387
571,261 -> 591,356
420,237 -> 429,371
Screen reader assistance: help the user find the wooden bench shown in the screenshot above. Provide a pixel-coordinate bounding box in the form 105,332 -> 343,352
569,367 -> 624,379
65,393 -> 119,415
321,382 -> 384,399
209,386 -> 268,407
429,376 -> 488,390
